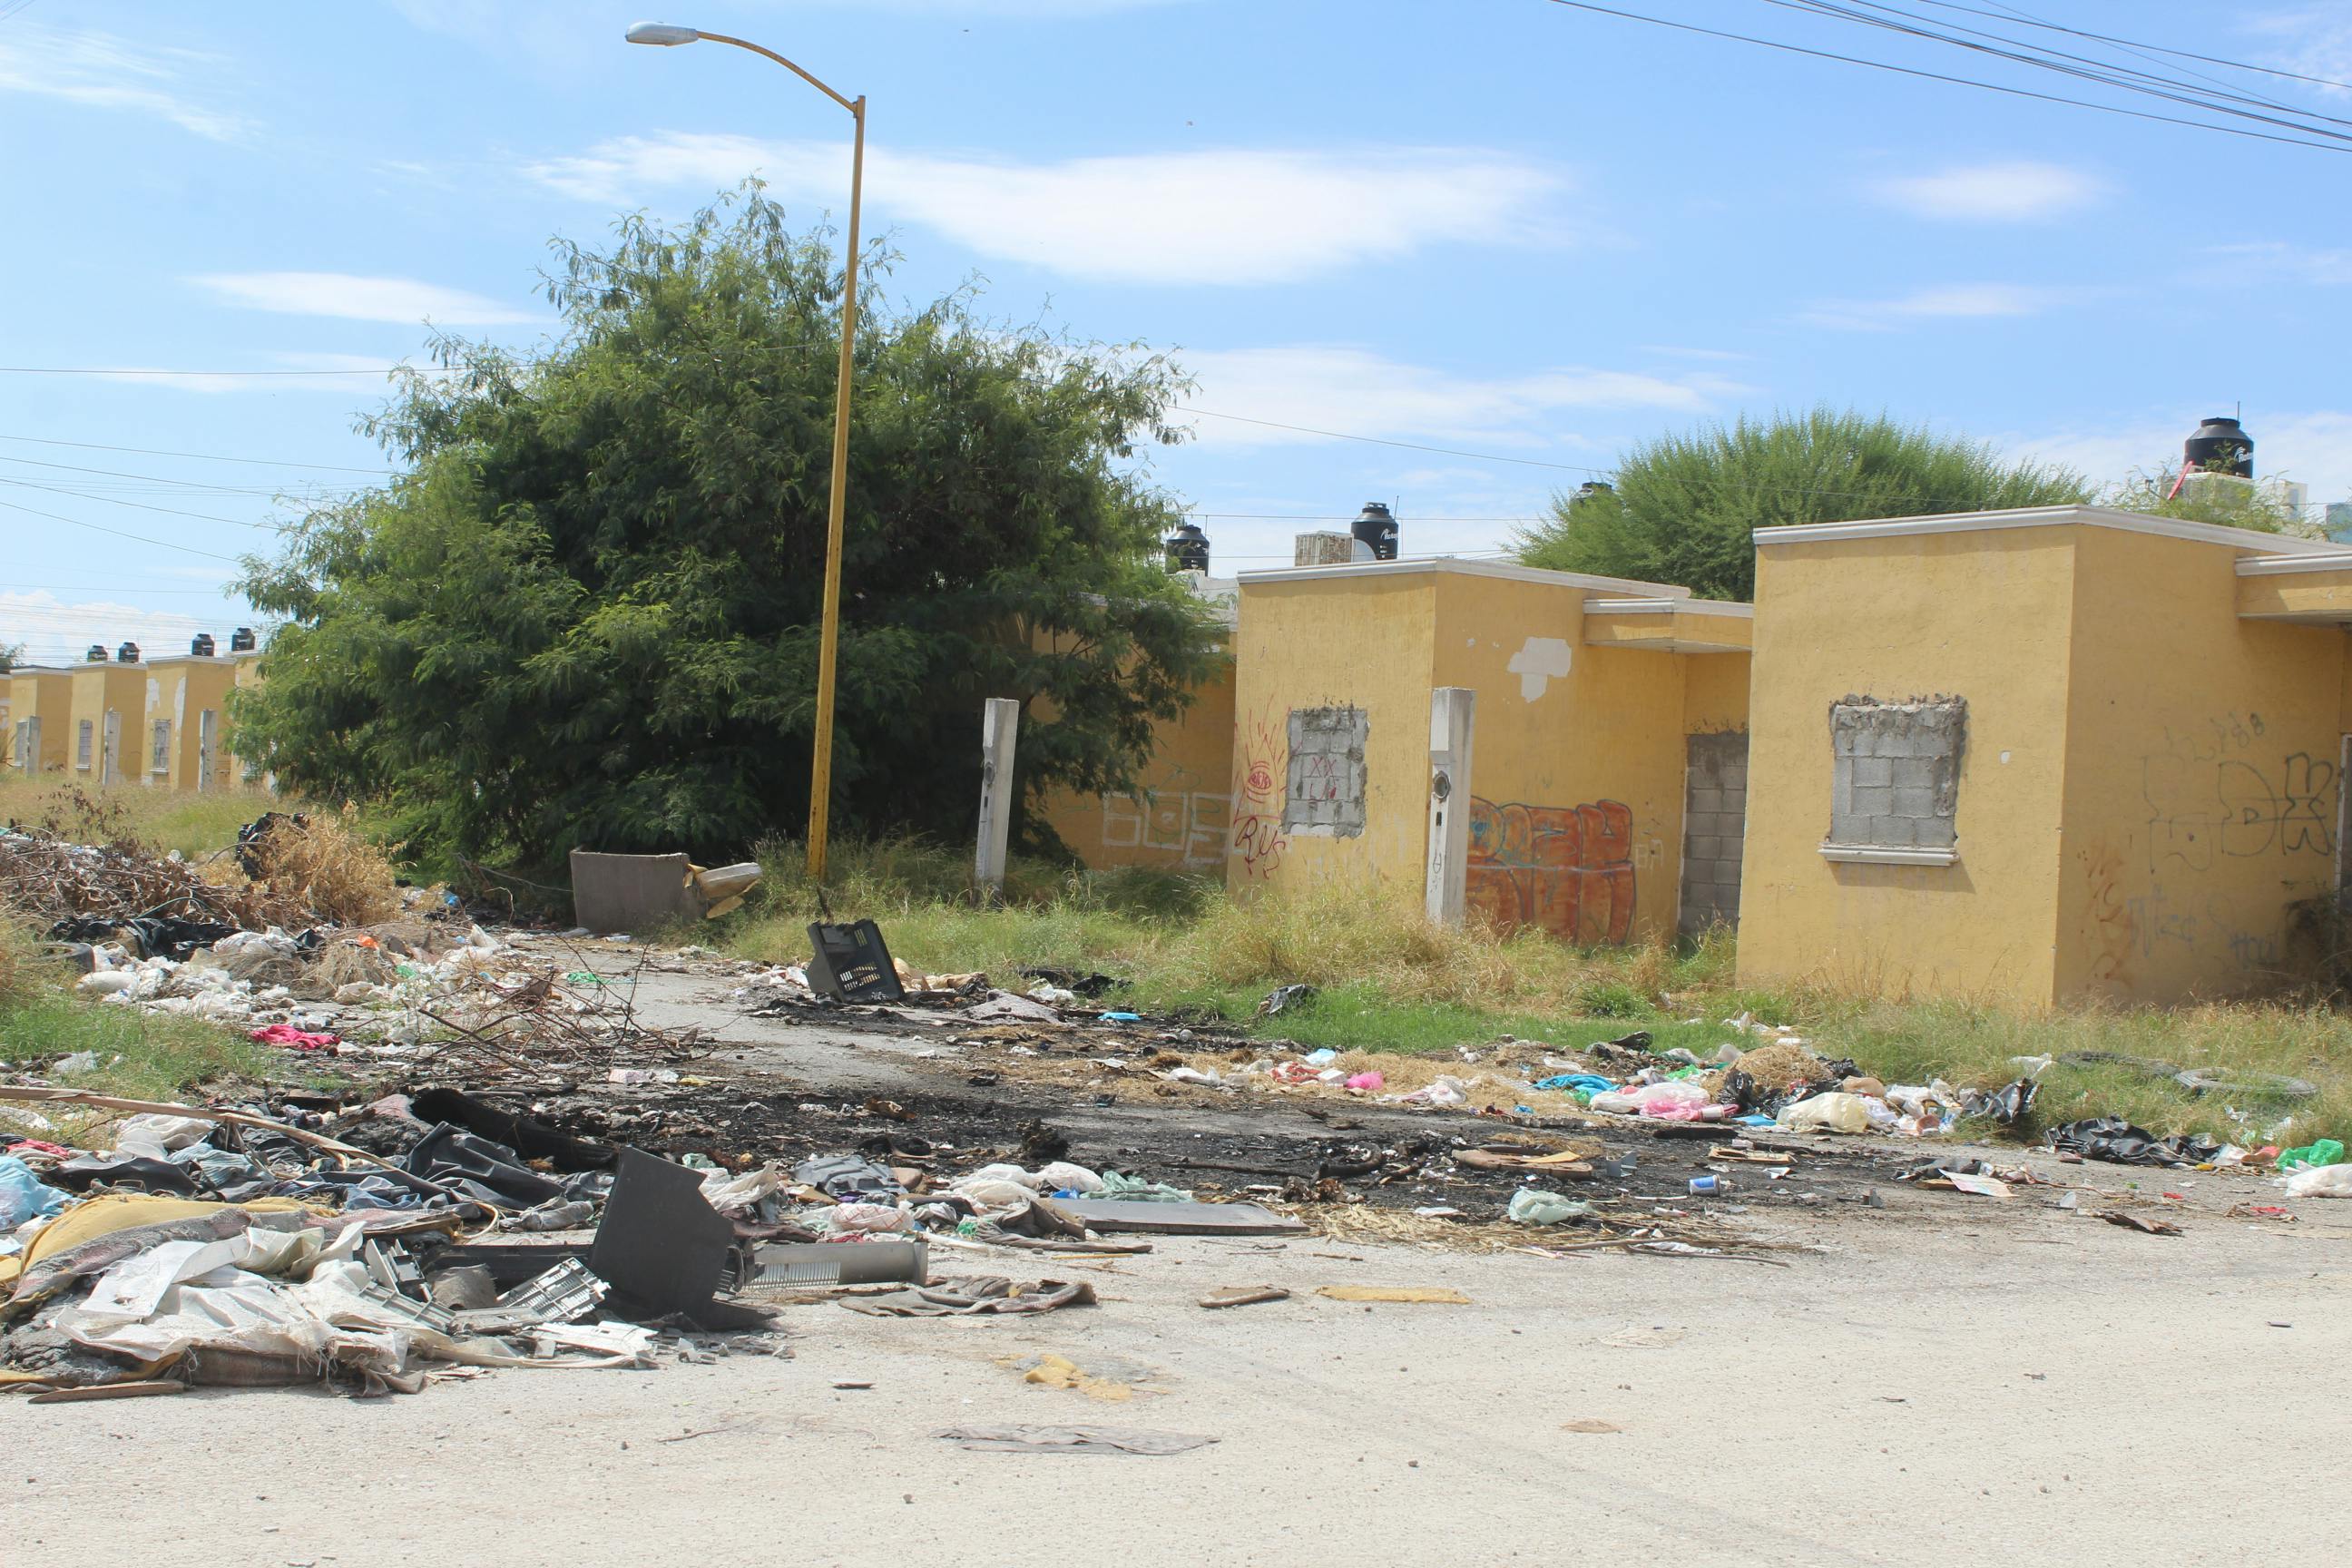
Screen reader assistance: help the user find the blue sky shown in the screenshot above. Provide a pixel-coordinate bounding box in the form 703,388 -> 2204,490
5,0 -> 2352,661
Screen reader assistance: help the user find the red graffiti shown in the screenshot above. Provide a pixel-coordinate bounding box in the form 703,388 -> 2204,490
1465,798 -> 1636,945
1230,702 -> 1289,879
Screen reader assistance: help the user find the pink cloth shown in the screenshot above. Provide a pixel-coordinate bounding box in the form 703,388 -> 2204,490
250,1024 -> 340,1051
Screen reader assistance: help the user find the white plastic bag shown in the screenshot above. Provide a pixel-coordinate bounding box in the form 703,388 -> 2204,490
1778,1092 -> 1873,1134
2286,1163 -> 2352,1199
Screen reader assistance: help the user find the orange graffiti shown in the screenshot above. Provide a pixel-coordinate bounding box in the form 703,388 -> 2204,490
1465,798 -> 1637,945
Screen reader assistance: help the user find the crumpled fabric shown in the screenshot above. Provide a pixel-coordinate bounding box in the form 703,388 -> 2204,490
1533,1073 -> 1613,1095
0,1156 -> 68,1229
796,1154 -> 901,1201
841,1276 -> 1098,1317
1096,1171 -> 1192,1203
250,1024 -> 339,1051
2047,1118 -> 2220,1168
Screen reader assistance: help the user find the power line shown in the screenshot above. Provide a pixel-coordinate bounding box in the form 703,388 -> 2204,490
0,454 -> 364,497
1538,0 -> 2352,153
0,498 -> 243,562
0,477 -> 289,532
0,434 -> 392,475
1762,0 -> 2352,144
0,364 -> 465,377
1908,0 -> 2352,94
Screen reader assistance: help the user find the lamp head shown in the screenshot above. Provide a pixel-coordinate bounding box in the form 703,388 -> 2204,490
625,21 -> 701,45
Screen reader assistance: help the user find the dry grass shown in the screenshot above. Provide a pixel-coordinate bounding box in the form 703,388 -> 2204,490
237,807 -> 401,926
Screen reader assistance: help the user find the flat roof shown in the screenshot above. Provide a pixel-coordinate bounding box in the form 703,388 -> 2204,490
1583,596 -> 1753,618
1234,554 -> 1696,598
1756,504 -> 2342,555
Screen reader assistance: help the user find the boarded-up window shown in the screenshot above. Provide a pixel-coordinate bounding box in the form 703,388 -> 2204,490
76,719 -> 93,768
1283,706 -> 1367,837
1828,696 -> 1965,852
151,720 -> 171,773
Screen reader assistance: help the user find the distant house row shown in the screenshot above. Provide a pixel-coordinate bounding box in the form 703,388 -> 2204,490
1039,500 -> 2352,1008
5,633 -> 264,793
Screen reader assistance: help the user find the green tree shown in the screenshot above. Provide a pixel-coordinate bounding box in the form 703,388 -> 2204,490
235,191 -> 1222,867
2100,462 -> 2318,535
1516,407 -> 2090,600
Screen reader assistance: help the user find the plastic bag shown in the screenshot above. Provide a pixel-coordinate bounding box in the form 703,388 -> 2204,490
1507,1189 -> 1591,1225
0,1156 -> 67,1229
2278,1139 -> 2346,1171
2285,1163 -> 2352,1198
1778,1093 -> 1873,1134
1629,1080 -> 1710,1120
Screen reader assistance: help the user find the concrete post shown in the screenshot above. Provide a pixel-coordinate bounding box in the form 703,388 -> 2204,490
1424,687 -> 1475,925
975,697 -> 1021,897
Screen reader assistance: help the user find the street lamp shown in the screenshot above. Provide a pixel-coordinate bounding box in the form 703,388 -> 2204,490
626,21 -> 865,887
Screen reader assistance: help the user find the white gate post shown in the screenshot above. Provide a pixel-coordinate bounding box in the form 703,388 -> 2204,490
975,698 -> 1021,897
1424,687 -> 1476,925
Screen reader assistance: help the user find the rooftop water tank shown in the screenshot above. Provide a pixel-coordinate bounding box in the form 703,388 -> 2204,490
1164,521 -> 1210,573
191,632 -> 217,656
115,641 -> 140,663
2186,416 -> 2254,478
230,627 -> 257,652
85,644 -> 107,662
1351,502 -> 1399,562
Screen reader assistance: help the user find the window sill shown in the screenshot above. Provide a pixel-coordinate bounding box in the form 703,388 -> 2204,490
1820,843 -> 1956,867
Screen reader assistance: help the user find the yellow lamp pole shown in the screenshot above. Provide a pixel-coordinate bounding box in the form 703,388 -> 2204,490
626,22 -> 864,886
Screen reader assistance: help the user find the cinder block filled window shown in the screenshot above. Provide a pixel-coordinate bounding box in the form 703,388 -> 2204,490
75,719 -> 93,769
1826,696 -> 1965,861
1284,705 -> 1367,838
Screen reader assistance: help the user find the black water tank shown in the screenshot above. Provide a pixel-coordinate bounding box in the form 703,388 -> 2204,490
1352,502 -> 1399,561
190,632 -> 216,657
1164,521 -> 1210,573
84,643 -> 107,662
115,641 -> 140,663
230,627 -> 257,652
2186,416 -> 2254,478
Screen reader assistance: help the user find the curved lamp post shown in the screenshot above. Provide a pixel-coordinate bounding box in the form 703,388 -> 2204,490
626,21 -> 865,886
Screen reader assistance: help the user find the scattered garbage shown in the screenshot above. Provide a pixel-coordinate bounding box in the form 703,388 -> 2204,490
935,1424 -> 1217,1456
1258,984 -> 1318,1017
2046,1118 -> 2220,1169
2284,1164 -> 2352,1199
1316,1285 -> 1472,1304
1506,1190 -> 1590,1225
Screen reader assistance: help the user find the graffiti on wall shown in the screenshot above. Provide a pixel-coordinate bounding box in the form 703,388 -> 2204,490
1100,770 -> 1232,867
1230,701 -> 1290,880
1465,797 -> 1637,945
2142,743 -> 2337,873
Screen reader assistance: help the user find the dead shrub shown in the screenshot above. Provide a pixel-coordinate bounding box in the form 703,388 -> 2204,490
243,808 -> 401,926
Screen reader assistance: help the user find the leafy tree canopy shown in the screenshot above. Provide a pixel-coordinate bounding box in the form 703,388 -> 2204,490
236,191 -> 1222,867
1516,407 -> 2090,600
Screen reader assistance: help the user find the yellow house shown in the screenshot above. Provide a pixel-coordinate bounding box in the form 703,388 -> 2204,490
141,653 -> 249,790
1034,572 -> 1240,874
1738,504 -> 2352,1006
7,667 -> 74,775
1225,557 -> 1752,943
65,657 -> 150,788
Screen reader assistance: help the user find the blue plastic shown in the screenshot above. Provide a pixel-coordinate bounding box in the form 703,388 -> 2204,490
1533,1073 -> 1613,1094
1099,1011 -> 1141,1024
0,1156 -> 67,1229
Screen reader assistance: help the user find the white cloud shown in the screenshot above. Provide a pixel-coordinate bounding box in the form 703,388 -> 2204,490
2208,240 -> 2352,284
1176,345 -> 1747,449
1869,160 -> 2103,221
1802,283 -> 2063,331
2243,8 -> 2352,95
0,22 -> 252,142
0,592 -> 242,667
526,132 -> 1568,285
191,272 -> 542,326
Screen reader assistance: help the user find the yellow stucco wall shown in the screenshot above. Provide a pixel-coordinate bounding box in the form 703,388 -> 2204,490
66,663 -> 151,787
1681,650 -> 1751,733
1738,529 -> 2079,1004
1227,573 -> 1439,894
2054,527 -> 2347,1001
1226,564 -> 1747,943
7,671 -> 73,774
142,659 -> 245,790
1036,656 -> 1237,871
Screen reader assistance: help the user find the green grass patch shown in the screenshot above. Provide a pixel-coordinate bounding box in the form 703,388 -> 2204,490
0,992 -> 275,1102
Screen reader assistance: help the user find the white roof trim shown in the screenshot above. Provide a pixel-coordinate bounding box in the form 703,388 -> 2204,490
1757,505 -> 2340,555
2238,548 -> 2352,577
1583,597 -> 1755,618
1235,555 -> 1694,597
